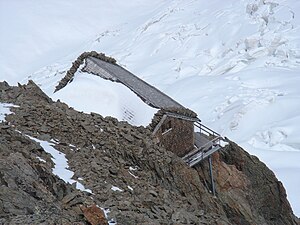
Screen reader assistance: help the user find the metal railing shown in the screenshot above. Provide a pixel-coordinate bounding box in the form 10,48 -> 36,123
183,120 -> 223,165
182,136 -> 220,161
194,121 -> 220,138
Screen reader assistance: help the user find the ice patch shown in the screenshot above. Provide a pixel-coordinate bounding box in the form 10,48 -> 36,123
220,140 -> 229,148
129,171 -> 138,179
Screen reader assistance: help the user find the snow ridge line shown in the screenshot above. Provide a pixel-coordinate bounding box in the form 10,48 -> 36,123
54,51 -> 116,92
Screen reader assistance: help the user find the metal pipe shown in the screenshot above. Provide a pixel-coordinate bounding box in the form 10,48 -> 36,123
208,155 -> 216,196
196,121 -> 221,136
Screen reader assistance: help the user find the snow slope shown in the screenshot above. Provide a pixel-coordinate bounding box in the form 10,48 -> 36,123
52,72 -> 157,126
1,0 -> 300,216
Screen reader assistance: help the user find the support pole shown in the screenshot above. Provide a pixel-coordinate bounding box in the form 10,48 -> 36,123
208,155 -> 216,196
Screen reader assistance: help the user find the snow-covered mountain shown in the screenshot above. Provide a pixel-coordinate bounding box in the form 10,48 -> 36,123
1,0 -> 299,216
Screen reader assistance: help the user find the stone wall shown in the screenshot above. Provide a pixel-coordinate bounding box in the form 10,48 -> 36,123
150,107 -> 197,157
155,117 -> 195,157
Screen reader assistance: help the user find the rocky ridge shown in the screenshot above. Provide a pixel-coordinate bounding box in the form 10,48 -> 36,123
0,80 -> 299,225
54,51 -> 116,92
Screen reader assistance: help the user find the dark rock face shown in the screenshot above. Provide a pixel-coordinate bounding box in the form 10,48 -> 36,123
195,142 -> 299,225
217,142 -> 297,225
0,81 -> 299,225
0,123 -> 95,224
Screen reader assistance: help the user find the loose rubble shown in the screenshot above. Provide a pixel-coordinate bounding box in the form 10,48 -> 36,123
0,80 -> 298,225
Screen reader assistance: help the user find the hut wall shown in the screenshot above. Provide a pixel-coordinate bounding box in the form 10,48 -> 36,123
155,117 -> 194,157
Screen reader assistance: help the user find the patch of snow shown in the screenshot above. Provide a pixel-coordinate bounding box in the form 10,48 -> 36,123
0,103 -> 19,122
69,143 -> 76,148
129,166 -> 138,171
51,138 -> 59,143
36,156 -> 46,163
128,171 -> 138,179
129,166 -> 139,178
111,185 -> 123,192
26,135 -> 92,194
76,182 -> 92,194
220,140 -> 229,148
99,207 -> 117,225
127,186 -> 133,191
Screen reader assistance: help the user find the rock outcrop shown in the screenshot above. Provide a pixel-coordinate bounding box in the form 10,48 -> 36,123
0,81 -> 299,225
0,122 -> 96,224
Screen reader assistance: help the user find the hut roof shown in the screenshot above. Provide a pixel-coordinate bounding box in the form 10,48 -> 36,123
83,56 -> 184,110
